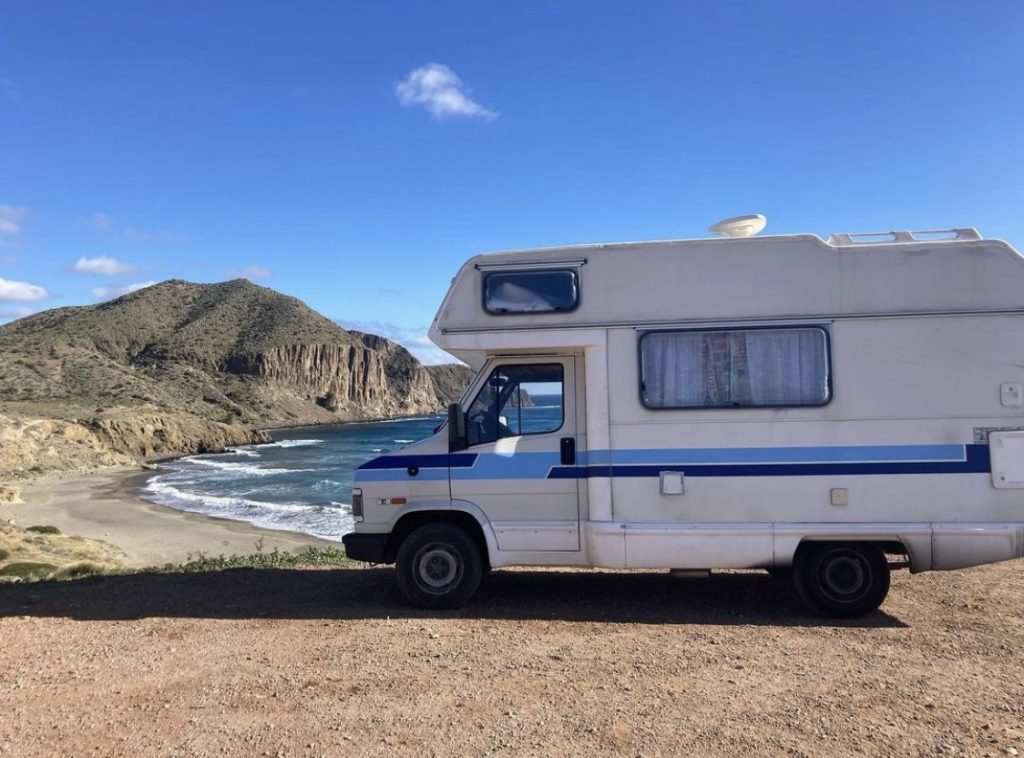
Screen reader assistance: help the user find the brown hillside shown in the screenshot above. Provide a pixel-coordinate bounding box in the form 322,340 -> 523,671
0,280 -> 472,474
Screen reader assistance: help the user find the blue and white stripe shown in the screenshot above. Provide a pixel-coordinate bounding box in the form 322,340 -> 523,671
355,443 -> 990,482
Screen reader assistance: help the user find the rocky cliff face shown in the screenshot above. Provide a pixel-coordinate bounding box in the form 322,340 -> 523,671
227,341 -> 440,419
0,279 -> 475,477
87,413 -> 272,461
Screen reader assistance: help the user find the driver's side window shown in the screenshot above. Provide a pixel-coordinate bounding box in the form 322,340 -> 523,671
465,364 -> 564,447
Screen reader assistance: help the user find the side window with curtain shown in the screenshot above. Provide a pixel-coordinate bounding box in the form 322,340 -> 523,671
639,328 -> 831,409
466,364 -> 564,446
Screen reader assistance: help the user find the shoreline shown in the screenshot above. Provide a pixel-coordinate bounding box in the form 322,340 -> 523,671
257,410 -> 444,436
4,467 -> 337,568
135,411 -> 445,465
1,414 -> 435,567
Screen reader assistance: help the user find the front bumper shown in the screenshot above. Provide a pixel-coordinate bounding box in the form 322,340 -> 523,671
342,531 -> 390,563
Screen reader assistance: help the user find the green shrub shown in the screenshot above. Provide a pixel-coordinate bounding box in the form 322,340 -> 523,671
0,562 -> 56,579
172,547 -> 350,573
26,525 -> 61,535
0,548 -> 9,561
54,562 -> 108,579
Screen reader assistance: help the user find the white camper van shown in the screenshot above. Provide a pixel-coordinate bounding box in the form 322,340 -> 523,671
342,225 -> 1024,617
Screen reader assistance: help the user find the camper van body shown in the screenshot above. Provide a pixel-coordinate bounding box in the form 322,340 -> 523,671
342,229 -> 1024,616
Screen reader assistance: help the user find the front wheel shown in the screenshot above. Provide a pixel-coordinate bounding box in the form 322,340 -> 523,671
395,523 -> 483,609
793,542 -> 890,618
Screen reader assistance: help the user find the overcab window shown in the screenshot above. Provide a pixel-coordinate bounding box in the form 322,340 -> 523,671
640,327 -> 831,409
483,270 -> 579,314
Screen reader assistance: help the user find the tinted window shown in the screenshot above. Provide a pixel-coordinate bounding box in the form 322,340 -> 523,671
484,270 -> 578,314
466,364 -> 564,446
640,328 -> 830,408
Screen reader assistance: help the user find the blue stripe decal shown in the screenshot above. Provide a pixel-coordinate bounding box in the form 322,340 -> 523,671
584,444 -> 967,466
549,444 -> 991,479
451,452 -> 562,480
354,444 -> 991,482
357,453 -> 477,471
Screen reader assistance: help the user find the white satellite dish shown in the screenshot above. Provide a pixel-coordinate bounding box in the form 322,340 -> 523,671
708,214 -> 767,238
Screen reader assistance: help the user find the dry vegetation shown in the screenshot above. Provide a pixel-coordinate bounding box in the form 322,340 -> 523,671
0,523 -> 125,581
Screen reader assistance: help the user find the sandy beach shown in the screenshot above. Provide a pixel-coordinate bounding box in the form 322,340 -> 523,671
2,468 -> 336,567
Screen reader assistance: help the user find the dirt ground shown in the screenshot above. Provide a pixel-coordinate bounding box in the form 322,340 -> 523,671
1,560 -> 1022,757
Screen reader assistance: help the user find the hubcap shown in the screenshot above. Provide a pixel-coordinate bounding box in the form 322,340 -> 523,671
820,551 -> 870,601
415,544 -> 461,591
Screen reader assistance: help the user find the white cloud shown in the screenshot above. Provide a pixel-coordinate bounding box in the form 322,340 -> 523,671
72,256 -> 135,275
0,277 -> 47,302
0,205 -> 28,245
395,63 -> 497,121
224,265 -> 270,280
336,318 -> 454,365
91,280 -> 158,300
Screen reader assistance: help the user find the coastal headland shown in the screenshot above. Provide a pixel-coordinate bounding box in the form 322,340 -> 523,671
0,279 -> 471,569
0,278 -> 471,480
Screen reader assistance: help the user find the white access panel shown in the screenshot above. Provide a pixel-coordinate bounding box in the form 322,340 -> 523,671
989,431 -> 1024,489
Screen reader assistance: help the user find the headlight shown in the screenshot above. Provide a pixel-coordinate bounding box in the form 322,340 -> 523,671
351,488 -> 363,521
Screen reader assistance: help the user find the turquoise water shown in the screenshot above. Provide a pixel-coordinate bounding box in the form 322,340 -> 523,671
140,400 -> 563,540
141,414 -> 445,540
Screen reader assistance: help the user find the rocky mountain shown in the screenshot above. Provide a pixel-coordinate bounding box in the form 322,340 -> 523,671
0,279 -> 473,475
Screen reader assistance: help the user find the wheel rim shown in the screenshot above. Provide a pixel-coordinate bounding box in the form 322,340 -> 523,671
413,542 -> 462,594
818,549 -> 871,604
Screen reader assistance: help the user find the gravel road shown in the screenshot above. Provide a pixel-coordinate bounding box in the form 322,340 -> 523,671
1,561 -> 1022,757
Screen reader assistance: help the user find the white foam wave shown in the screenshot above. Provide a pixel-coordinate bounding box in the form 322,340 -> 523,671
376,416 -> 438,424
260,439 -> 325,449
143,477 -> 349,540
185,458 -> 312,476
393,439 -> 414,444
226,447 -> 261,458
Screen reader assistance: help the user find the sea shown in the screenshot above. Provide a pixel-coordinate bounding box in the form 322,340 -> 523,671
140,398 -> 563,541
141,414 -> 446,541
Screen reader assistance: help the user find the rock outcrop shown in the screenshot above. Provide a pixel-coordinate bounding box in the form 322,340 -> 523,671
0,279 -> 476,477
426,363 -> 476,407
86,412 -> 271,461
0,414 -> 135,478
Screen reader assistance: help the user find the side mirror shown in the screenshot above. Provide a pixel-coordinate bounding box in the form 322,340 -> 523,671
448,403 -> 468,452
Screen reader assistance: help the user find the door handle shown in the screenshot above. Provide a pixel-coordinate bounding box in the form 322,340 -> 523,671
560,437 -> 576,466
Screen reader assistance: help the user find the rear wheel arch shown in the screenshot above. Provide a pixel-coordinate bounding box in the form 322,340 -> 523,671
790,537 -> 913,568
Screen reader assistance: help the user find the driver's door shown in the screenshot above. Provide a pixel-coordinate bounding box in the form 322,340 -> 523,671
451,357 -> 580,551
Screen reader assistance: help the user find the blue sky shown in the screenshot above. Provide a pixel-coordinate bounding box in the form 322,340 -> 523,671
2,1 -> 1023,362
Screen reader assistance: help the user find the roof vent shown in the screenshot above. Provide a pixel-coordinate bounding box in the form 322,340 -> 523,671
709,214 -> 767,238
827,228 -> 982,246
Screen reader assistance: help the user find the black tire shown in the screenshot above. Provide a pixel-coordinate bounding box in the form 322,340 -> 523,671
395,523 -> 483,609
793,542 -> 890,618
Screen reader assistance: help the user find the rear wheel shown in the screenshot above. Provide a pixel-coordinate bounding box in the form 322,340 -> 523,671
396,523 -> 483,609
793,542 -> 890,618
